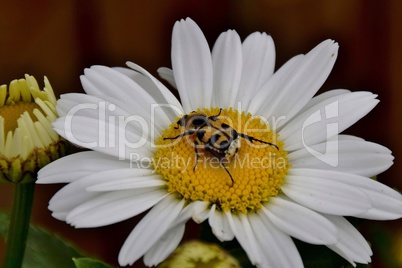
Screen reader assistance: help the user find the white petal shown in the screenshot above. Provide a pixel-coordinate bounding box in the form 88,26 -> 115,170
118,195 -> 185,266
211,30 -> 242,108
208,204 -> 234,241
114,66 -> 175,104
114,66 -> 181,124
283,170 -> 371,216
66,188 -> 168,227
80,167 -> 155,188
288,139 -> 394,177
81,66 -> 172,132
37,151 -> 129,184
325,215 -> 372,266
357,189 -> 402,220
192,201 -> 210,223
125,62 -> 184,121
52,212 -> 68,221
144,202 -> 196,266
53,116 -> 154,160
57,94 -> 167,147
55,94 -> 82,117
86,174 -> 165,192
47,167 -> 154,217
83,65 -> 172,123
236,32 -> 275,110
57,92 -> 129,117
174,201 -> 198,227
157,67 -> 177,89
249,212 -> 303,268
280,91 -> 379,152
336,134 -> 365,141
253,40 -> 338,125
248,54 -> 303,115
143,224 -> 185,267
82,66 -> 169,126
83,66 -> 153,101
290,168 -> 402,220
56,92 -> 166,137
171,18 -> 213,111
224,211 -> 261,265
48,184 -> 100,221
263,196 -> 338,244
57,90 -> 165,135
299,89 -> 351,114
57,93 -> 131,119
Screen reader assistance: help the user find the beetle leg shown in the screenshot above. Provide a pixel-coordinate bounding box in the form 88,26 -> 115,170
193,140 -> 200,171
238,133 -> 279,150
208,149 -> 234,186
221,161 -> 234,186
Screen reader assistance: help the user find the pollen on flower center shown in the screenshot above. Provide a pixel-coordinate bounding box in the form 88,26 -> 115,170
0,102 -> 40,134
153,108 -> 289,213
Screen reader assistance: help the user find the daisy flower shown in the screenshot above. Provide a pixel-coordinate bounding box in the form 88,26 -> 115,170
37,18 -> 402,267
0,75 -> 66,183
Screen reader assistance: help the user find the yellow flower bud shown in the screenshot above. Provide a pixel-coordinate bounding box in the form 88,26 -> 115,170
158,241 -> 240,268
0,75 -> 67,183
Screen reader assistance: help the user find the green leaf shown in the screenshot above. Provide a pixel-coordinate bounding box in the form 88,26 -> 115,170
73,258 -> 114,268
23,225 -> 83,268
0,211 -> 83,268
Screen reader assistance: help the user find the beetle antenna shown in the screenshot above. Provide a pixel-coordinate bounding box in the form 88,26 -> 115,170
209,108 -> 223,121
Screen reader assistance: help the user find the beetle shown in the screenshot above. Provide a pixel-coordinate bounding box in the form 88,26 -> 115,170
164,109 -> 278,184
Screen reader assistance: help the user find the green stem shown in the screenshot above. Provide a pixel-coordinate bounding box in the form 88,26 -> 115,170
3,181 -> 35,268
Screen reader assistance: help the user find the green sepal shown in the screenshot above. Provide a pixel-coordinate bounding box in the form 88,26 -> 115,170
0,139 -> 70,184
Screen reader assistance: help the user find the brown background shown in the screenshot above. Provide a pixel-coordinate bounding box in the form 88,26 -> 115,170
1,0 -> 402,267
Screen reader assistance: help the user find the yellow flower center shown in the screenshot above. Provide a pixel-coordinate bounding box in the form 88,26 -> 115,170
0,102 -> 40,135
153,108 -> 289,213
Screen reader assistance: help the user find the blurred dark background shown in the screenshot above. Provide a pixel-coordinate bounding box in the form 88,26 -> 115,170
1,0 -> 401,267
